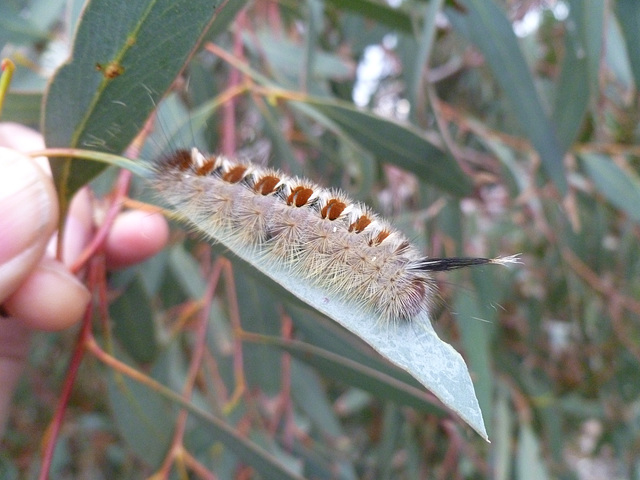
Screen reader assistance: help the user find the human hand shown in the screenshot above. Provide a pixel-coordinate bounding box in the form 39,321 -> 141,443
0,122 -> 169,436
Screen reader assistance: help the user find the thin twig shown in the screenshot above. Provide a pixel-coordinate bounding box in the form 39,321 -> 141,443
38,257 -> 102,480
154,260 -> 223,478
70,169 -> 132,274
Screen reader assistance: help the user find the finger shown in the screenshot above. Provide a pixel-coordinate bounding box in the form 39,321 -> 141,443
0,148 -> 59,304
2,258 -> 91,331
104,210 -> 169,270
46,187 -> 94,268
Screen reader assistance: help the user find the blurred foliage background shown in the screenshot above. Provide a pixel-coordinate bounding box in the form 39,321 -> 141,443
2,0 -> 640,478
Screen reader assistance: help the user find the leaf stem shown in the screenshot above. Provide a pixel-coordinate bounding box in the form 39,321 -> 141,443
0,58 -> 16,118
28,148 -> 152,178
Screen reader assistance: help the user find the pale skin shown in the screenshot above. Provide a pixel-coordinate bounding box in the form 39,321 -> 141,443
0,123 -> 169,436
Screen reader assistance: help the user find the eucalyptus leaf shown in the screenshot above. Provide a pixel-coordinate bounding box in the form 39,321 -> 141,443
245,30 -> 353,83
107,361 -> 175,467
446,0 -> 568,194
109,275 -> 157,364
252,335 -> 448,417
323,0 -> 413,32
552,0 -> 590,151
581,153 -> 640,225
616,0 -> 640,90
454,290 -> 496,438
0,92 -> 42,125
291,98 -> 474,197
517,424 -> 551,480
42,0 -> 239,211
0,4 -> 48,46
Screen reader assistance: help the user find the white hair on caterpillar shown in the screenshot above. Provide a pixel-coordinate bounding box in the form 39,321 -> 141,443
152,147 -> 520,324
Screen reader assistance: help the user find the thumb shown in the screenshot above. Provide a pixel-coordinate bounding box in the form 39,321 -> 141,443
0,147 -> 59,302
0,147 -> 59,437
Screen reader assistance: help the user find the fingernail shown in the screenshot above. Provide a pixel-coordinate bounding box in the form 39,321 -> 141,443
0,149 -> 55,266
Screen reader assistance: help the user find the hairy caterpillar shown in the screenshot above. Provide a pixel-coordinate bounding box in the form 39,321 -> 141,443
152,147 -> 517,323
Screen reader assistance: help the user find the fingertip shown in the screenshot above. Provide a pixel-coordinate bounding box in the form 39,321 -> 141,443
105,210 -> 169,270
3,258 -> 90,331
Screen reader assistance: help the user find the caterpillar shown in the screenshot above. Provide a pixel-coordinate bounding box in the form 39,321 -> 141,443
152,147 -> 517,323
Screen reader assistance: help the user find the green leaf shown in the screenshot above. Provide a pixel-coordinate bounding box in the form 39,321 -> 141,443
454,289 -> 496,438
604,13 -> 635,91
616,0 -> 640,89
234,269 -> 283,395
108,362 -> 175,467
304,0 -> 324,92
25,0 -> 68,32
287,305 -> 422,388
581,153 -> 640,225
493,387 -> 514,480
0,4 -> 48,46
168,244 -> 207,298
0,92 -> 42,125
109,275 -> 157,364
516,424 -> 551,480
552,0 -> 591,151
109,344 -> 305,478
290,360 -> 344,438
574,0 -> 606,96
323,0 -> 413,32
376,405 -> 403,478
405,0 -> 445,122
183,406 -> 306,480
250,334 -> 448,416
292,98 -> 474,197
446,0 -> 568,194
323,0 -> 466,34
245,30 -> 353,83
43,0 -> 242,211
255,97 -> 305,177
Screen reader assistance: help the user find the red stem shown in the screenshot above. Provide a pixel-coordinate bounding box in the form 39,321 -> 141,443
221,11 -> 246,156
70,168 -> 131,274
155,260 -> 223,478
37,258 -> 102,480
